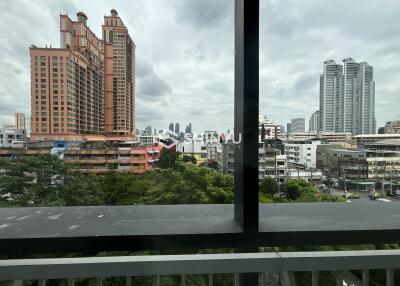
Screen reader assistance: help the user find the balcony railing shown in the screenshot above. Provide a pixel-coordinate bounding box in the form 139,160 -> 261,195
1,250 -> 399,286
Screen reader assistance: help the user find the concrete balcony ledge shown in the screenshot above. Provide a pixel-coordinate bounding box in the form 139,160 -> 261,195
0,202 -> 400,256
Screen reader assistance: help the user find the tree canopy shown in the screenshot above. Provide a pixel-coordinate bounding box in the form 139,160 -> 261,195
0,152 -> 345,208
259,177 -> 277,196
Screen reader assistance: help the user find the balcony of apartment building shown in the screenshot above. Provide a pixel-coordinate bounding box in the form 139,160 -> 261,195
147,149 -> 160,155
2,2 -> 400,286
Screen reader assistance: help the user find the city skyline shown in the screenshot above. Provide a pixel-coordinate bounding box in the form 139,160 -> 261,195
0,0 -> 400,133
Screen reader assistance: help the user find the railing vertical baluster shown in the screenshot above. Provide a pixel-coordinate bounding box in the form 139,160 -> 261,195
260,272 -> 265,286
126,276 -> 132,286
362,270 -> 369,286
152,275 -> 160,286
386,268 -> 394,286
281,272 -> 295,286
208,273 -> 213,286
38,280 -> 46,286
96,277 -> 103,286
7,280 -> 23,286
335,275 -> 342,286
181,274 -> 186,286
234,273 -> 239,286
68,279 -> 75,286
312,271 -> 319,286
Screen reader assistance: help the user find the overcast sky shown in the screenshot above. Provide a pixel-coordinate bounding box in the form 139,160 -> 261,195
0,0 -> 399,133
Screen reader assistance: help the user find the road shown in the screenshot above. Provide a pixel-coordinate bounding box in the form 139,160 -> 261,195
327,187 -> 400,203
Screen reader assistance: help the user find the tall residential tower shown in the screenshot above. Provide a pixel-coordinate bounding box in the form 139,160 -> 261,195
103,9 -> 136,137
319,58 -> 375,135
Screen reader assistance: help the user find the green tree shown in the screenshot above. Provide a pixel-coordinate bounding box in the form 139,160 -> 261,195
182,155 -> 197,164
286,179 -> 318,200
259,177 -> 277,196
0,155 -> 67,206
200,159 -> 220,171
135,162 -> 233,205
158,148 -> 178,169
61,173 -> 105,206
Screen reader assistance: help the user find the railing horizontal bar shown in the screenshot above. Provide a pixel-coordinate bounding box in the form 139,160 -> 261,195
1,250 -> 400,280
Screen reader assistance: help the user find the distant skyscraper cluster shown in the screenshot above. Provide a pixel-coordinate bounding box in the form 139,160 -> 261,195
29,10 -> 135,141
319,58 -> 375,135
185,123 -> 192,134
309,111 -> 320,132
290,118 -> 305,133
168,122 -> 181,134
383,121 -> 400,134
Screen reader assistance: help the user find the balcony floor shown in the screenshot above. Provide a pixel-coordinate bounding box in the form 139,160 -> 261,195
0,202 -> 400,255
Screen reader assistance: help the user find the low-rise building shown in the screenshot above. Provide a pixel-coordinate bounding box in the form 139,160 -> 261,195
0,149 -> 51,159
222,139 -> 234,176
137,135 -> 156,147
64,144 -> 161,174
284,139 -> 322,169
363,139 -> 400,152
176,139 -> 207,165
353,134 -> 400,146
384,121 -> 400,134
203,131 -> 222,163
316,144 -> 341,173
223,138 -> 288,183
317,146 -> 400,190
0,143 -> 162,174
259,140 -> 287,184
0,127 -> 26,148
319,132 -> 352,145
259,114 -> 281,140
285,132 -> 352,147
287,169 -> 323,185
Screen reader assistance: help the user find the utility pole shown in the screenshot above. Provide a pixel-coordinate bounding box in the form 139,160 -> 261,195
391,164 -> 393,195
342,166 -> 347,192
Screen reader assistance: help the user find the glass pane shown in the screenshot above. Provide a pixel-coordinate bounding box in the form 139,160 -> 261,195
259,0 -> 400,204
0,1 -> 234,209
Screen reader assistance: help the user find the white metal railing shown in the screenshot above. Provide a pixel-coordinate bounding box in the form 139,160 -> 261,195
0,250 -> 400,286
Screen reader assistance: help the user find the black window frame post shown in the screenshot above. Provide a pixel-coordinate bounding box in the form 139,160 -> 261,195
234,0 -> 259,233
234,0 -> 260,284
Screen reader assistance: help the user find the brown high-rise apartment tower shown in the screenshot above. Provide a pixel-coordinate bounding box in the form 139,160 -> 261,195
29,10 -> 135,141
103,9 -> 136,136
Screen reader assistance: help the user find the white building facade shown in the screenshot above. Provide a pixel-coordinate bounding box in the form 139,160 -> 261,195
176,138 -> 207,164
259,141 -> 287,183
259,114 -> 281,140
0,127 -> 26,148
284,139 -> 323,169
